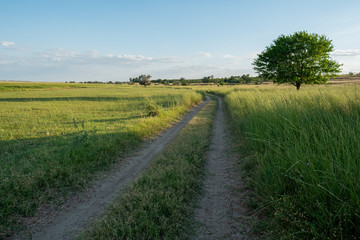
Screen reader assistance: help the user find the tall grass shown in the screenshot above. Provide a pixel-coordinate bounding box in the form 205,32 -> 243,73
0,84 -> 203,237
224,86 -> 360,239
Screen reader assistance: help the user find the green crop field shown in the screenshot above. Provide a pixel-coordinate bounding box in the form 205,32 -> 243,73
0,82 -> 203,237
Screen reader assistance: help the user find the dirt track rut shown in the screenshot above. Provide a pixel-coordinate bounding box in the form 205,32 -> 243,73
194,97 -> 252,240
15,97 -> 210,240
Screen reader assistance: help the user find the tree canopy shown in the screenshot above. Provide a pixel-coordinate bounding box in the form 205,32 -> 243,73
130,75 -> 152,87
253,31 -> 341,90
139,75 -> 151,87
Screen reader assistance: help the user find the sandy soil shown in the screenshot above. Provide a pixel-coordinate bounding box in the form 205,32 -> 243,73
13,97 -> 210,240
193,97 -> 252,240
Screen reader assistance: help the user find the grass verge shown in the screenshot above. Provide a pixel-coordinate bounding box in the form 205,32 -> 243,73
80,99 -> 217,240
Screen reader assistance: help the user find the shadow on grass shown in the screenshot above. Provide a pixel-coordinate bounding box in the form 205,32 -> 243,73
89,115 -> 144,123
0,130 -> 142,237
0,95 -> 169,102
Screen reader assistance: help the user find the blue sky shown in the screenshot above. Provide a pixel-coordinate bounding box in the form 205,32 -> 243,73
1,0 -> 360,82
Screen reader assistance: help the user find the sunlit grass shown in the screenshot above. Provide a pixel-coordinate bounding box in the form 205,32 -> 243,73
81,99 -> 217,240
0,83 -> 203,237
220,85 -> 360,239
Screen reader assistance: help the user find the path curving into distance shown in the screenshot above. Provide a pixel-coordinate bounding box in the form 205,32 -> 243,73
194,97 -> 252,240
14,97 -> 210,240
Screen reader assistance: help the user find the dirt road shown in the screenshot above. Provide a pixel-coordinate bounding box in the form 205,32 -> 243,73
193,97 -> 252,240
15,97 -> 210,240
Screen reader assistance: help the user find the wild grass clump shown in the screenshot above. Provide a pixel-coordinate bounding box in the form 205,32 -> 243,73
146,98 -> 162,117
224,86 -> 360,239
0,84 -> 203,237
81,100 -> 217,239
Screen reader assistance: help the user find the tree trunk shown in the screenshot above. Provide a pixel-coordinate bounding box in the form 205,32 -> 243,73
296,82 -> 301,90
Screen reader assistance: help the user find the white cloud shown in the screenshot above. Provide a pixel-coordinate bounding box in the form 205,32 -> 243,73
153,63 -> 255,79
0,46 -> 259,81
198,52 -> 212,58
333,57 -> 360,74
1,41 -> 15,47
330,49 -> 360,73
114,54 -> 153,61
155,56 -> 184,63
332,49 -> 360,57
107,54 -> 182,63
35,48 -> 184,66
40,48 -> 79,62
0,60 -> 13,65
223,54 -> 242,60
223,52 -> 258,60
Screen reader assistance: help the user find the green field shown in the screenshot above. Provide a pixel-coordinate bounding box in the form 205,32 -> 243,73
1,81 -> 360,239
219,85 -> 360,239
0,82 -> 203,237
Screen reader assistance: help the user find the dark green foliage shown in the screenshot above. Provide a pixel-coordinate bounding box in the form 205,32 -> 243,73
130,75 -> 152,87
151,75 -> 261,85
139,75 -> 152,87
253,31 -> 341,90
202,75 -> 214,83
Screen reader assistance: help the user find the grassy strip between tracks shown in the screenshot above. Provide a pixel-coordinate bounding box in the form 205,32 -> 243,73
80,99 -> 217,240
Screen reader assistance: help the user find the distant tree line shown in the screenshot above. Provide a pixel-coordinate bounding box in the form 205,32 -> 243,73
150,74 -> 263,85
347,72 -> 360,76
67,74 -> 264,85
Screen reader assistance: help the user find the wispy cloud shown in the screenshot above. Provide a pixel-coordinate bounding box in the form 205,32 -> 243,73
0,46 -> 259,81
198,52 -> 212,58
153,63 -> 255,79
105,53 -> 152,61
223,52 -> 258,60
332,49 -> 360,57
223,54 -> 242,60
330,49 -> 360,73
1,41 -> 28,52
40,48 -> 79,62
36,48 -> 182,65
1,41 -> 15,48
0,60 -> 13,65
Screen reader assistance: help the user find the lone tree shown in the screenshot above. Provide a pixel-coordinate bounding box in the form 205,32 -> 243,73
138,74 -> 152,87
253,31 -> 341,90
